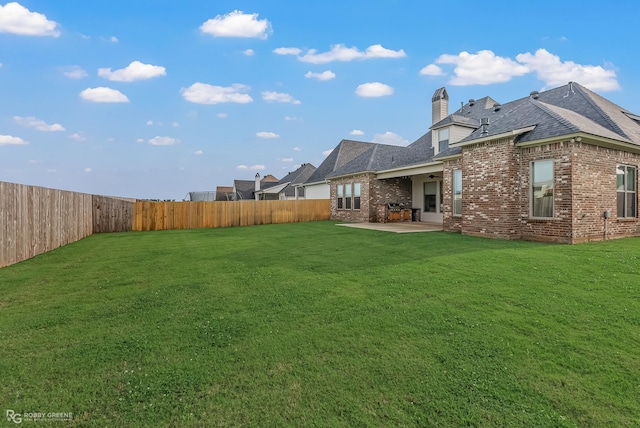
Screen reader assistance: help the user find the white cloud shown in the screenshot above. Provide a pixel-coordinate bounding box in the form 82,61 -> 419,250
293,146 -> 302,151
200,10 -> 271,39
304,70 -> 336,81
256,131 -> 279,139
281,157 -> 294,162
0,134 -> 28,145
236,164 -> 265,170
262,91 -> 301,104
70,133 -> 87,141
322,149 -> 333,156
80,87 -> 129,103
28,159 -> 42,164
430,48 -> 620,91
194,150 -> 203,155
273,47 -> 302,56
0,2 -> 60,37
62,66 -> 87,79
110,36 -> 118,43
14,116 -> 65,131
171,121 -> 179,127
435,50 -> 529,85
146,120 -> 154,126
355,82 -> 394,97
181,82 -> 253,105
298,44 -> 406,64
136,138 -> 144,143
217,113 -> 228,118
84,167 -> 92,173
350,129 -> 364,136
98,61 -> 166,82
148,136 -> 179,146
516,48 -> 620,91
372,131 -> 409,146
243,49 -> 255,56
284,116 -> 301,121
419,64 -> 445,76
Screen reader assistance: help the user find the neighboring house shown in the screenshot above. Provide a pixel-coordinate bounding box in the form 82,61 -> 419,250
326,82 -> 640,243
231,174 -> 279,201
215,186 -> 234,201
255,163 -> 317,200
298,139 -> 380,199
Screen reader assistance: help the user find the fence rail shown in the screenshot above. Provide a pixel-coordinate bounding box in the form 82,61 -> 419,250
133,199 -> 330,231
1,181 -> 330,267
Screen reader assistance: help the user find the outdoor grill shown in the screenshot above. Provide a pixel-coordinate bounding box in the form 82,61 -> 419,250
386,203 -> 411,222
387,202 -> 402,212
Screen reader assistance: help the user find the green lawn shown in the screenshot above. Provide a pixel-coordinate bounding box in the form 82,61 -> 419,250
1,221 -> 639,427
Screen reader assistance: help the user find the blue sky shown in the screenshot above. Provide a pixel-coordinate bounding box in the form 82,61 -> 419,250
1,0 -> 639,200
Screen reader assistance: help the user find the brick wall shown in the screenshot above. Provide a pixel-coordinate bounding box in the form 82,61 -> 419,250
519,141 -> 574,243
569,141 -> 640,243
443,138 -> 640,243
458,138 -> 522,239
442,158 -> 462,232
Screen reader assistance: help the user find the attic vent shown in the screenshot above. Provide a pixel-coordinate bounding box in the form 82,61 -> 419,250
468,99 -> 475,106
530,91 -> 539,99
493,103 -> 501,112
480,117 -> 490,135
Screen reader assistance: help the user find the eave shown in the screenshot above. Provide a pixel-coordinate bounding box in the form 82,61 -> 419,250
452,126 -> 537,147
376,161 -> 443,179
517,132 -> 640,154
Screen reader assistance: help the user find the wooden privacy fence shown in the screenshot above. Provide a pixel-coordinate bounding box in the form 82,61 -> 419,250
0,182 -> 134,268
1,181 -> 331,267
133,199 -> 330,231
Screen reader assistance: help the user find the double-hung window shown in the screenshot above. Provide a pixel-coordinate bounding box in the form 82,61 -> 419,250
531,160 -> 554,218
438,129 -> 449,153
453,169 -> 462,216
345,184 -> 352,209
337,184 -> 343,209
617,165 -> 637,218
353,183 -> 361,210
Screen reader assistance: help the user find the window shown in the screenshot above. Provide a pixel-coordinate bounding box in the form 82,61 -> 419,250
453,169 -> 462,216
424,182 -> 437,212
353,183 -> 361,210
531,160 -> 554,218
345,183 -> 352,209
438,128 -> 449,153
337,184 -> 343,209
617,165 -> 637,218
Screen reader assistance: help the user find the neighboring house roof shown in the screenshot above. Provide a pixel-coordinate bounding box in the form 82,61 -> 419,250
304,140 -> 376,184
275,163 -> 316,196
233,180 -> 255,200
215,186 -> 234,201
262,174 -> 279,183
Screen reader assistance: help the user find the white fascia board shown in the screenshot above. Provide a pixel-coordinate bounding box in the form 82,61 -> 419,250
452,125 -> 537,147
376,162 -> 443,179
517,132 -> 640,153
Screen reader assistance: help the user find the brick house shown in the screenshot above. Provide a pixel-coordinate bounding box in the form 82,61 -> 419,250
324,82 -> 640,243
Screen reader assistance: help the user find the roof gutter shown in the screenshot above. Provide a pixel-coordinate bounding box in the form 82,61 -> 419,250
452,125 -> 536,147
517,132 -> 640,154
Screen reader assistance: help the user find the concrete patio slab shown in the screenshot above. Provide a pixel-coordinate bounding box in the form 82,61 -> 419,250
336,222 -> 443,233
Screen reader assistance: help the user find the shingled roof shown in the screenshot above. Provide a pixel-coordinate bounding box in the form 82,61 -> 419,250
304,140 -> 376,184
458,82 -> 640,146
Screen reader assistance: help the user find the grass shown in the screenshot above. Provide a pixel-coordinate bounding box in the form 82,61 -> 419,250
1,221 -> 639,427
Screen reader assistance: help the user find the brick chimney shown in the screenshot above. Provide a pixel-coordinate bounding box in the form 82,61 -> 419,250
432,87 -> 449,124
